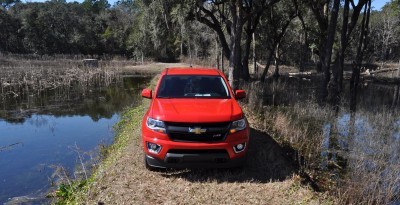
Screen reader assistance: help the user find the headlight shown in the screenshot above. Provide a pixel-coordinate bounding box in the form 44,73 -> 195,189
146,117 -> 166,133
230,118 -> 246,133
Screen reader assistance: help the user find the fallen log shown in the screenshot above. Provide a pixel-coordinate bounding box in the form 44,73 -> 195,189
288,71 -> 313,76
0,142 -> 23,152
256,62 -> 264,68
361,68 -> 399,76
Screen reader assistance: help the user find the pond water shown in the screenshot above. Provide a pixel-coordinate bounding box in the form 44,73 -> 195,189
320,112 -> 400,204
261,75 -> 400,108
0,75 -> 150,204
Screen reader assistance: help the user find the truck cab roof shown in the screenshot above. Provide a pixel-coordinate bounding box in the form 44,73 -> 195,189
162,67 -> 222,76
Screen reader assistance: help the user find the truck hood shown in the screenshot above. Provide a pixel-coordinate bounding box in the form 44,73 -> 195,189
149,98 -> 243,123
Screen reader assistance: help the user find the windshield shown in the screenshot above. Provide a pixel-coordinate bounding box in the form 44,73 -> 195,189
157,75 -> 230,99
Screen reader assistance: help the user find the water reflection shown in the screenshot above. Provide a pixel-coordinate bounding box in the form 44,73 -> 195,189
0,76 -> 150,123
0,76 -> 150,203
260,76 -> 400,108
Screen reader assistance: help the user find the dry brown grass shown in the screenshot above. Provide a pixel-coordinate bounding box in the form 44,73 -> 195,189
120,62 -> 194,74
241,80 -> 331,167
241,78 -> 400,204
242,101 -> 331,188
0,59 -> 188,103
334,109 -> 400,205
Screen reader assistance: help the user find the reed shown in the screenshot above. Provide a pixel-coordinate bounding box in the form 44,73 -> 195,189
0,58 -> 125,115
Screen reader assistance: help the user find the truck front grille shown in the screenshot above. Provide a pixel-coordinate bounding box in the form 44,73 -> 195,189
165,122 -> 230,142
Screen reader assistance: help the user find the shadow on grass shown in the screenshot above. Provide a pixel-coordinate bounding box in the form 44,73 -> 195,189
160,128 -> 300,183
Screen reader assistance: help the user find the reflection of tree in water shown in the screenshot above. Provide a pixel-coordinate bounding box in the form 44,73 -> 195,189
257,76 -> 400,109
27,115 -> 49,127
0,76 -> 150,123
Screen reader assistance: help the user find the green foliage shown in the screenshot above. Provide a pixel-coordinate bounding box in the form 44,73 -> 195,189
56,184 -> 73,200
82,0 -> 109,13
1,0 -> 399,63
54,180 -> 87,204
257,0 -> 298,64
0,8 -> 22,52
0,0 -> 205,60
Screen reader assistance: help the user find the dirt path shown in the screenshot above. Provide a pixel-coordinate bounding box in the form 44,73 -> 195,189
82,64 -> 331,204
121,62 -> 196,75
85,118 -> 329,204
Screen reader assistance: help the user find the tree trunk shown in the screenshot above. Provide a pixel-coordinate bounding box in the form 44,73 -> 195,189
216,38 -> 220,69
180,41 -> 183,57
228,0 -> 243,89
141,50 -> 144,65
253,32 -> 257,76
338,0 -> 350,92
273,42 -> 280,78
392,85 -> 400,107
188,41 -> 192,66
308,0 -> 329,73
260,48 -> 275,82
329,0 -> 368,107
293,0 -> 309,72
328,0 -> 350,106
260,18 -> 292,82
329,56 -> 340,107
180,27 -> 184,58
320,0 -> 340,103
195,1 -> 271,86
241,20 -> 252,81
350,0 -> 371,112
221,48 -> 224,73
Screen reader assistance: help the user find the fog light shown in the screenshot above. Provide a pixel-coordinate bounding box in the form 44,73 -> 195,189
233,143 -> 246,153
146,142 -> 162,154
237,144 -> 244,150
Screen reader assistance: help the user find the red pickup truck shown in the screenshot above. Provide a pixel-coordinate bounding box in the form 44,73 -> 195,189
141,68 -> 249,169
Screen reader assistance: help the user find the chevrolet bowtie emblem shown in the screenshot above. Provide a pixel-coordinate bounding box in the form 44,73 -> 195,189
188,127 -> 207,134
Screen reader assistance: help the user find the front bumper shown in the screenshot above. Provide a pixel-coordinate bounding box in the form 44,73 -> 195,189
142,117 -> 250,169
145,153 -> 246,169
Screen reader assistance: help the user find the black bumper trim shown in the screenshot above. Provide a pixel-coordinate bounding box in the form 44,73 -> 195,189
145,153 -> 246,169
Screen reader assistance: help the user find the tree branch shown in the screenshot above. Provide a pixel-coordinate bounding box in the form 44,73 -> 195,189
195,5 -> 231,58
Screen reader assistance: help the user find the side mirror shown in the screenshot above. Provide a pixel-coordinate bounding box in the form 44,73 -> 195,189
235,90 -> 246,99
141,88 -> 152,99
